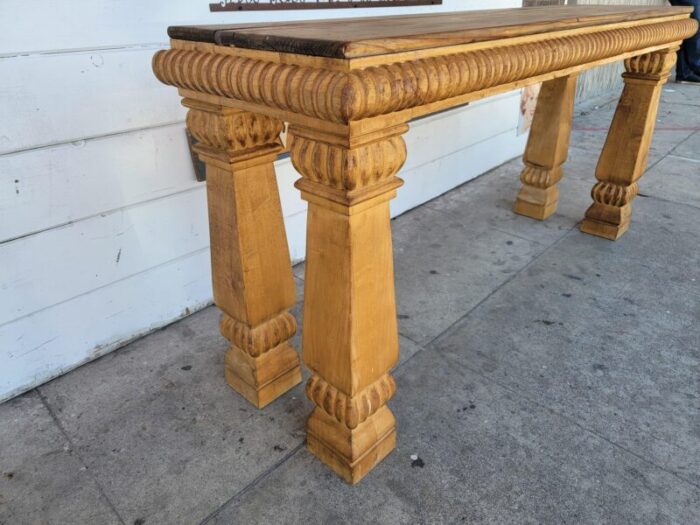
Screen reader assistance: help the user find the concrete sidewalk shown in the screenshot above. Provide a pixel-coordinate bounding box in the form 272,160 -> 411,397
1,84 -> 699,525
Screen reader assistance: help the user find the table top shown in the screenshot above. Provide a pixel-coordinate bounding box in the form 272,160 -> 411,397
168,5 -> 692,59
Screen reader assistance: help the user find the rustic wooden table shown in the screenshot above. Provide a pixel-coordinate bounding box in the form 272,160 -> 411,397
153,6 -> 697,484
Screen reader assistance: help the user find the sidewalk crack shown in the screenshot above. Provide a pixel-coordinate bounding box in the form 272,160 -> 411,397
36,387 -> 126,525
198,442 -> 305,524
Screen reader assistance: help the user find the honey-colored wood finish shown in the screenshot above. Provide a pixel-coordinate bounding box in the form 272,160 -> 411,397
153,6 -> 698,483
169,6 -> 693,58
290,124 -> 407,483
514,74 -> 578,221
580,48 -> 678,240
184,99 -> 301,408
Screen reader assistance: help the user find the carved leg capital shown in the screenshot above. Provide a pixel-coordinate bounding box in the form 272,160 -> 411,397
581,48 -> 676,240
514,75 -> 577,221
185,98 -> 301,408
290,125 -> 407,483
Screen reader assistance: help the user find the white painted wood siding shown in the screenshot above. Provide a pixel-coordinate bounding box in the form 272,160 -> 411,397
0,0 -> 526,402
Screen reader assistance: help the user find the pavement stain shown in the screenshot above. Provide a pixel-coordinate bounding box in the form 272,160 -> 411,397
410,455 -> 425,468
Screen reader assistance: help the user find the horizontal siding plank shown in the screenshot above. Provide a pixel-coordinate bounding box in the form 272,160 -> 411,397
1,94 -> 522,326
284,211 -> 308,265
0,125 -> 526,402
1,93 -> 517,243
0,48 -> 183,154
0,249 -> 213,403
0,0 -> 519,55
0,188 -> 210,326
393,127 -> 528,216
403,92 -> 520,172
0,121 -> 526,401
0,0 -> 527,401
1,124 -> 197,241
0,124 -> 306,243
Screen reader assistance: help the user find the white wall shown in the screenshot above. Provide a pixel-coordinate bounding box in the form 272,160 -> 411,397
573,0 -> 668,100
0,0 -> 526,402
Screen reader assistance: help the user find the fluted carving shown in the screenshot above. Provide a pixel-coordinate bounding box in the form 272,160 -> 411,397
625,49 -> 678,80
582,48 -> 675,240
289,132 -> 407,191
187,109 -> 283,152
520,163 -> 563,189
154,10 -> 698,482
306,374 -> 396,430
514,74 -> 577,222
153,18 -> 696,124
590,181 -> 639,207
184,101 -> 283,158
220,313 -> 297,358
293,123 -> 407,482
153,47 -> 347,122
180,99 -> 300,407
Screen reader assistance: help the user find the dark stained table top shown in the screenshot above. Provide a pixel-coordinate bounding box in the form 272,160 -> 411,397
169,5 -> 693,59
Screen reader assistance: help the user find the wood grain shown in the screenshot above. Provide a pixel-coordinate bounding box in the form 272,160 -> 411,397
185,98 -> 302,408
154,17 -> 697,128
170,6 -> 693,58
581,48 -> 678,240
1,249 -> 213,404
514,74 -> 577,221
152,5 -> 698,483
289,124 -> 407,484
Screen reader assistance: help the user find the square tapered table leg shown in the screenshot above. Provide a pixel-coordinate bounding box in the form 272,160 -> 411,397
185,99 -> 301,408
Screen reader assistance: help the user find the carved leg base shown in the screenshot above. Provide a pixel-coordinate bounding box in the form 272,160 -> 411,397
580,203 -> 632,241
582,49 -> 677,240
513,75 -> 576,222
182,98 -> 300,408
224,343 -> 302,409
513,185 -> 559,221
290,125 -> 405,483
307,406 -> 396,484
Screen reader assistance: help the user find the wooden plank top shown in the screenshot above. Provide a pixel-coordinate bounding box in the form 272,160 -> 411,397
168,5 -> 693,59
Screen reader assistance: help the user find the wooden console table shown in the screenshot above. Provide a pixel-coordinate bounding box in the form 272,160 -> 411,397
153,6 -> 697,483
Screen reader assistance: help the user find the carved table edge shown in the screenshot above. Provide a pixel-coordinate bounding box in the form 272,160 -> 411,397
153,17 -> 696,132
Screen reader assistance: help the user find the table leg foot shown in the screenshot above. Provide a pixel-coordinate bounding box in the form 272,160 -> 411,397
581,48 -> 677,240
307,406 -> 396,485
580,218 -> 630,241
304,372 -> 398,483
581,201 -> 633,241
290,124 -> 407,483
513,75 -> 577,221
225,343 -> 302,409
514,184 -> 559,221
184,100 -> 301,408
221,312 -> 301,408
